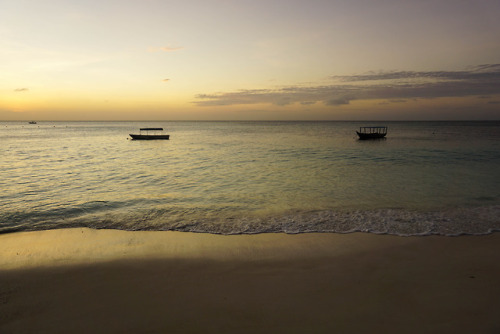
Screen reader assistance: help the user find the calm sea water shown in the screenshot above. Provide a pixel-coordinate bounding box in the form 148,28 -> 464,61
1,121 -> 499,236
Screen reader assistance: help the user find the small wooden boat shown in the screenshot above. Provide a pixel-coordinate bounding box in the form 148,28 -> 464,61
28,121 -> 37,124
129,128 -> 170,140
356,126 -> 387,139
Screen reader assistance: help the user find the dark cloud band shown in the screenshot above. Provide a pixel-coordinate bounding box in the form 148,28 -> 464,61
194,64 -> 500,107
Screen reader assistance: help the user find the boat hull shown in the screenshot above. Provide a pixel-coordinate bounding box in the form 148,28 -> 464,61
129,134 -> 170,140
356,131 -> 387,140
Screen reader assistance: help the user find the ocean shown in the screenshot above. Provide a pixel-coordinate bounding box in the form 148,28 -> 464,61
1,121 -> 499,236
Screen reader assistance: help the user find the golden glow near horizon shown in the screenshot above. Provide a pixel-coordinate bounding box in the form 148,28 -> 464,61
1,0 -> 500,120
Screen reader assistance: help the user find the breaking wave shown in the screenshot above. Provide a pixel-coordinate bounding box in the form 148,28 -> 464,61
2,205 -> 499,237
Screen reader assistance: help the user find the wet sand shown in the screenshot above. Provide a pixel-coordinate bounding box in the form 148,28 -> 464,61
1,229 -> 499,333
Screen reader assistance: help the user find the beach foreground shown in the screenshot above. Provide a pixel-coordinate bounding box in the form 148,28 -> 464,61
1,229 -> 499,333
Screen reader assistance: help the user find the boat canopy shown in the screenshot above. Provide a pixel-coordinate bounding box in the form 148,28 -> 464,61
140,128 -> 163,131
358,126 -> 387,134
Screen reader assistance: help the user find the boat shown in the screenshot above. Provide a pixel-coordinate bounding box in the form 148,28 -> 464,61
129,128 -> 170,140
28,121 -> 37,124
356,126 -> 387,139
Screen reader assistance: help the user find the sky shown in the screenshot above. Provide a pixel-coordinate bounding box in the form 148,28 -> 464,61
1,0 -> 500,120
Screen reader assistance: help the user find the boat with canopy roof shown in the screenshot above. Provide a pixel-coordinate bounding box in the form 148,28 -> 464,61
129,128 -> 170,140
356,126 -> 387,139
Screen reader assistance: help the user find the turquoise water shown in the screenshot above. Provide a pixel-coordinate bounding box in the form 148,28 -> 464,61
1,121 -> 499,235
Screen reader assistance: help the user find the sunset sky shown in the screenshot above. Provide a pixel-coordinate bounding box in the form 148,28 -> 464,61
1,0 -> 500,120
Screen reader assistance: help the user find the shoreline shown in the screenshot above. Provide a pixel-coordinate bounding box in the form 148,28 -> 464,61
1,229 -> 500,333
2,204 -> 499,237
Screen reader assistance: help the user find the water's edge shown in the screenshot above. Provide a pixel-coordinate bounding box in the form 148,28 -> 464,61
2,205 -> 498,237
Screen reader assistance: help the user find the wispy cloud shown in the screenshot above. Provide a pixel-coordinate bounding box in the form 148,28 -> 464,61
162,78 -> 170,82
194,64 -> 500,107
160,46 -> 183,52
14,88 -> 29,92
331,64 -> 500,82
148,45 -> 184,52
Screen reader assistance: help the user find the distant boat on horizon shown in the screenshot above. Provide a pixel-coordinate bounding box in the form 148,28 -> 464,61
129,128 -> 170,140
356,126 -> 387,140
28,121 -> 37,124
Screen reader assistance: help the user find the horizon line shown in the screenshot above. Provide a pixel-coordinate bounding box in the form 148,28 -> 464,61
2,119 -> 500,122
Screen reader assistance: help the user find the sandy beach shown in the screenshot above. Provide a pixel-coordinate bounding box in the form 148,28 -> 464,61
1,229 -> 499,333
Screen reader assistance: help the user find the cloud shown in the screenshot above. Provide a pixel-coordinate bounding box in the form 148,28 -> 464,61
330,64 -> 500,82
148,45 -> 184,52
162,78 -> 170,82
325,97 -> 351,106
14,88 -> 29,92
160,46 -> 183,52
194,64 -> 500,107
